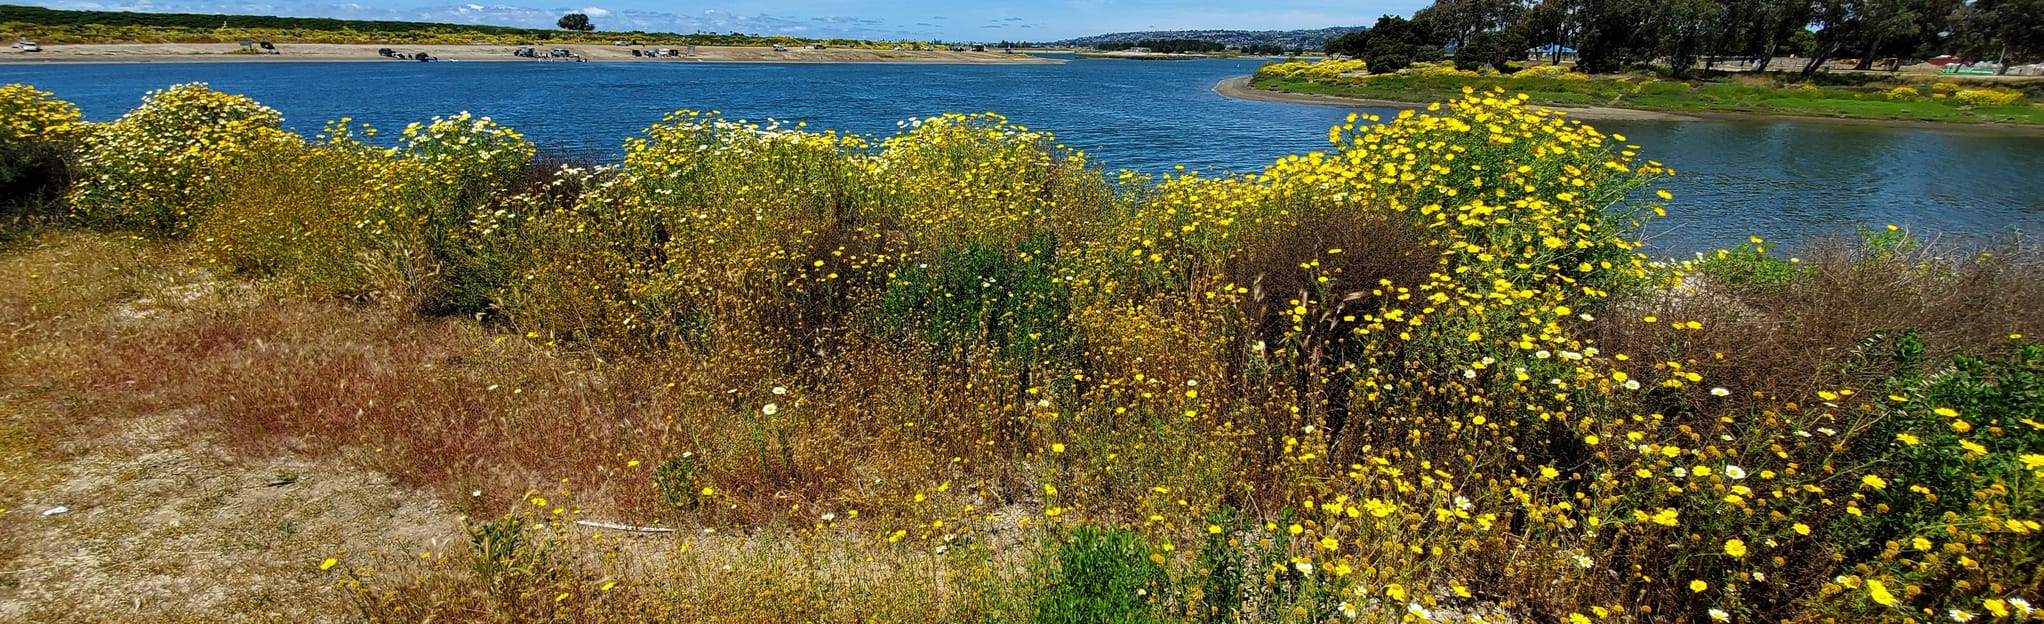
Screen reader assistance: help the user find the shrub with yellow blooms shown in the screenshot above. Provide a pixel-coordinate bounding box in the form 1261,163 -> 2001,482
1953,88 -> 2025,107
0,83 -> 87,210
69,82 -> 298,236
6,82 -> 2040,624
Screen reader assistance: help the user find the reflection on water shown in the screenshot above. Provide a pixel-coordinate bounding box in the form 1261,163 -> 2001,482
1603,118 -> 2043,254
2,58 -> 2038,256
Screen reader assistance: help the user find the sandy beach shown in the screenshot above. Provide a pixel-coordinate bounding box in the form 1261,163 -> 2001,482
0,42 -> 1062,64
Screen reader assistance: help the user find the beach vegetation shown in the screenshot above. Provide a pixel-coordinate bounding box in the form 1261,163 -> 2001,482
1,81 -> 2039,622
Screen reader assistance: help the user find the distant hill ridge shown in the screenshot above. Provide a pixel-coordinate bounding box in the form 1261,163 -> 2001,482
1057,27 -> 1362,50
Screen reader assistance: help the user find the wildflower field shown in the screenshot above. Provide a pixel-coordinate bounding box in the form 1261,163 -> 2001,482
1251,59 -> 2044,128
1,82 -> 2041,623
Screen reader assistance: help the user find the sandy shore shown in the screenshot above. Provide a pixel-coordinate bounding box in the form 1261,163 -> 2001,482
0,42 -> 1061,64
1214,76 -> 1697,121
1216,75 -> 2044,134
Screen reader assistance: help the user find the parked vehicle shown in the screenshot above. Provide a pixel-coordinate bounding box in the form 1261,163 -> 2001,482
13,41 -> 41,52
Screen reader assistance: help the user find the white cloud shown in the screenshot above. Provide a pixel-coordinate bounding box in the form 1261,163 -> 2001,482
580,6 -> 609,17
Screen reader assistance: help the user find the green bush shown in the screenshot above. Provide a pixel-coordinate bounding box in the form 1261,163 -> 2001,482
1034,526 -> 1167,624
878,233 -> 1076,368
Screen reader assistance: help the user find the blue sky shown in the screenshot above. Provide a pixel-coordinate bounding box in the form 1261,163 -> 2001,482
26,0 -> 1429,41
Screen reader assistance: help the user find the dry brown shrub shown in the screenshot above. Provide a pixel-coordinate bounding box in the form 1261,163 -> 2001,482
1598,237 -> 2044,407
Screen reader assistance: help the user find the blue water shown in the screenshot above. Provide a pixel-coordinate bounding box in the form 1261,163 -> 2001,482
4,57 -> 2041,255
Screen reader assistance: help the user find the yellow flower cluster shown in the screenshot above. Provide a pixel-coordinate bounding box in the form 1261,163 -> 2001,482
0,83 -> 86,146
1510,64 -> 1578,79
68,82 -> 298,235
15,81 -> 2038,623
1400,61 -> 1484,78
1256,58 -> 1370,81
1953,88 -> 2026,107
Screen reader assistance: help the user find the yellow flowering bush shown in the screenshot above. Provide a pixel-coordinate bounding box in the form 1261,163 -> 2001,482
390,111 -> 537,312
397,112 -> 534,199
0,83 -> 87,209
1511,64 -> 1577,79
1256,58 -> 1370,81
1401,60 -> 1482,77
0,83 -> 86,146
14,82 -> 2040,623
1885,85 -> 1920,100
1954,88 -> 2026,107
69,82 -> 298,236
505,111 -> 873,350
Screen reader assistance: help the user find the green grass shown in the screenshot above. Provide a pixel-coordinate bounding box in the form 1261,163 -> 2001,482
1252,74 -> 2044,126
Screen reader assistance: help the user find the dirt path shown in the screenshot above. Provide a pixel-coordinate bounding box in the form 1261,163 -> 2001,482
0,409 -> 459,622
0,232 -> 460,623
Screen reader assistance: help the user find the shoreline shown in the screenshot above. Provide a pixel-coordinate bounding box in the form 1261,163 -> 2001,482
0,43 -> 1062,65
1216,75 -> 2044,134
1216,76 -> 1700,121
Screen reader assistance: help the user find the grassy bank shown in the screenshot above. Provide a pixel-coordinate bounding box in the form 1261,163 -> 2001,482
1252,60 -> 2044,126
3,82 -> 2041,623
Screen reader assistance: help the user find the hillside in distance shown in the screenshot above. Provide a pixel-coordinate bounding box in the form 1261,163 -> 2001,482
1057,26 -> 1361,50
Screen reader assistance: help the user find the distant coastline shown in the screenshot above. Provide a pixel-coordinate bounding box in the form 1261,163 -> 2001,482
0,43 -> 1062,65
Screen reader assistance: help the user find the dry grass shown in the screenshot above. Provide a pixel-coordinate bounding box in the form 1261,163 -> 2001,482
1597,237 -> 2044,408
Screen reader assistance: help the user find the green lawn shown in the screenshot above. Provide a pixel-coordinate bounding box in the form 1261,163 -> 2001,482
1252,75 -> 2044,126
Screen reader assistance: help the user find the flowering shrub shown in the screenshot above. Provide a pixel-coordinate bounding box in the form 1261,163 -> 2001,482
1511,64 -> 1576,79
12,83 -> 2041,623
0,83 -> 86,208
69,83 -> 297,236
0,83 -> 86,146
1256,58 -> 1370,81
1885,86 -> 1921,100
393,112 -> 536,312
1954,88 -> 2026,107
397,112 -> 534,200
1399,61 -> 1481,78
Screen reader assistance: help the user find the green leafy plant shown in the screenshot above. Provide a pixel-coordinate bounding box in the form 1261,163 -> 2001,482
652,451 -> 702,512
1034,526 -> 1167,624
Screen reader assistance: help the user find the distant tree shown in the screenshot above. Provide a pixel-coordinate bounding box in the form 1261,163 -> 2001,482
1325,29 -> 1370,56
1415,0 -> 1526,48
1654,0 -> 1723,77
1951,0 -> 2044,73
1572,0 -> 1648,74
1784,28 -> 1819,56
1745,0 -> 1815,71
1517,0 -> 1583,66
1356,15 -> 1444,72
557,12 -> 593,32
1453,29 -> 1524,71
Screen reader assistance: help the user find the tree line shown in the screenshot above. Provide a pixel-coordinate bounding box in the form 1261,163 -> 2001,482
1096,39 -> 1229,53
1325,0 -> 2043,76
